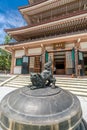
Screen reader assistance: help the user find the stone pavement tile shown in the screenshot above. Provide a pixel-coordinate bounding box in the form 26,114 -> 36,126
78,96 -> 87,121
0,87 -> 17,102
83,97 -> 87,102
78,96 -> 85,102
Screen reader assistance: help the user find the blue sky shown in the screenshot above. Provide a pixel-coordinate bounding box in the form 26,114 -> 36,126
0,0 -> 29,44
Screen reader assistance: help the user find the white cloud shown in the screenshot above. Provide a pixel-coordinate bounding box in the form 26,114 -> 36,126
0,14 -> 5,24
6,10 -> 26,27
0,10 -> 26,44
0,25 -> 7,43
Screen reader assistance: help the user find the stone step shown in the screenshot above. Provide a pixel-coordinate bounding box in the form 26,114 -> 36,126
5,78 -> 87,84
57,83 -> 87,88
55,77 -> 87,80
10,81 -> 82,84
56,83 -> 87,97
13,79 -> 30,82
55,78 -> 87,83
7,81 -> 87,88
15,75 -> 29,77
68,90 -> 87,97
12,79 -> 31,82
9,80 -> 31,83
5,81 -> 87,88
5,82 -> 87,91
11,76 -> 87,83
14,77 -> 30,80
3,76 -> 87,97
5,78 -> 87,87
56,79 -> 87,83
60,86 -> 87,93
56,80 -> 87,83
56,82 -> 87,87
6,82 -> 31,86
5,84 -> 25,88
16,77 -> 30,79
56,84 -> 87,90
4,84 -> 87,97
9,78 -> 87,84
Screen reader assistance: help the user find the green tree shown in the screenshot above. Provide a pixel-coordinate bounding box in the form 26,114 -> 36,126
4,35 -> 11,44
0,48 -> 11,73
0,35 -> 12,73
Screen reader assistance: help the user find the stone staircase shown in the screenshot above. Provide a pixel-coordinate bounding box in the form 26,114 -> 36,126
55,77 -> 87,97
2,75 -> 31,88
1,75 -> 87,97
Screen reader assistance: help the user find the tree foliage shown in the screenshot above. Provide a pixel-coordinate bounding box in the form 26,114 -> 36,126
0,35 -> 12,73
0,49 -> 11,72
4,35 -> 11,44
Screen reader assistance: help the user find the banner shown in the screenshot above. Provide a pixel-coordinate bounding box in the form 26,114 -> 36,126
79,52 -> 83,60
72,48 -> 75,61
66,51 -> 73,68
45,51 -> 49,62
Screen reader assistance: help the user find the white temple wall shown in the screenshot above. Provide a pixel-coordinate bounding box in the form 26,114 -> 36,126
80,42 -> 87,49
28,48 -> 41,55
14,50 -> 25,74
65,43 -> 74,48
14,67 -> 22,74
15,50 -> 25,57
46,46 -> 53,50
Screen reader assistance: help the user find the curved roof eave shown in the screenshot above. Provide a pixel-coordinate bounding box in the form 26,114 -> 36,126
19,0 -> 47,10
19,0 -> 76,15
5,32 -> 87,50
4,11 -> 87,36
4,25 -> 29,33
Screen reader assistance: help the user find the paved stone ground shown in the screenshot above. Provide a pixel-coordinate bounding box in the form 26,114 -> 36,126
0,87 -> 87,130
78,96 -> 87,121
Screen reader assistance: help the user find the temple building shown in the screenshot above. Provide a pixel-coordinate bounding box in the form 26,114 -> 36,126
4,0 -> 87,76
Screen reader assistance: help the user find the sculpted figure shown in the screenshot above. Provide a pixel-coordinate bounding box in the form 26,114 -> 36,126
30,57 -> 56,89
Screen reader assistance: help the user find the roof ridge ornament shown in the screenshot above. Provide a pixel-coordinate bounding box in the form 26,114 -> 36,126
30,56 -> 56,89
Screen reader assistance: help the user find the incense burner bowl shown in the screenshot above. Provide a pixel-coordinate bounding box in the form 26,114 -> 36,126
0,86 -> 87,130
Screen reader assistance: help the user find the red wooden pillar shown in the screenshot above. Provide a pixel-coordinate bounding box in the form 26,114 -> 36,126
10,50 -> 15,74
41,44 -> 45,71
74,38 -> 81,77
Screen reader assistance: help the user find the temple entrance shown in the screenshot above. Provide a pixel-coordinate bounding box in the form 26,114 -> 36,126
54,52 -> 65,75
29,55 -> 41,73
34,56 -> 41,73
22,56 -> 29,74
84,53 -> 87,75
